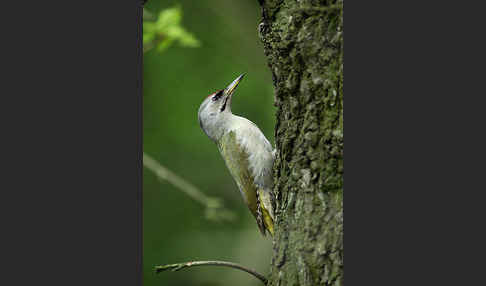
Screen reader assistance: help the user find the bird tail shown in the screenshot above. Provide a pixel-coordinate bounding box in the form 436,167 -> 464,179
260,203 -> 274,236
258,189 -> 275,236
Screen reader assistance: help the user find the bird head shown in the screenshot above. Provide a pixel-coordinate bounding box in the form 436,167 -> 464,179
198,74 -> 245,141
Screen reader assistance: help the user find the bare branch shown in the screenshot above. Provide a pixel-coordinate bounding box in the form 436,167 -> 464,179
143,152 -> 235,221
155,260 -> 268,285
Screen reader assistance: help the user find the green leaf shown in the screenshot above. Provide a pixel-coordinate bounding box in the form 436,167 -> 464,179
155,6 -> 182,31
143,5 -> 200,53
165,26 -> 200,47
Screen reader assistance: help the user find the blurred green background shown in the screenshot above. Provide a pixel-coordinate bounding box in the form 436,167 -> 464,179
143,1 -> 275,285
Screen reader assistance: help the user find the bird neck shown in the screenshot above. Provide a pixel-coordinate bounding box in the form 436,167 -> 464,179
208,112 -> 237,143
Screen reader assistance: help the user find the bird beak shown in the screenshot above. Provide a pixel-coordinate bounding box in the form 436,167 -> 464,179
224,74 -> 245,98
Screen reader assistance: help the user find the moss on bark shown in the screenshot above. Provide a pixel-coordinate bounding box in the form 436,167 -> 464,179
258,0 -> 343,285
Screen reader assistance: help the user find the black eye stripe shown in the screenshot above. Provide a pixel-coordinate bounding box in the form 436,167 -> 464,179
212,90 -> 224,101
220,96 -> 229,112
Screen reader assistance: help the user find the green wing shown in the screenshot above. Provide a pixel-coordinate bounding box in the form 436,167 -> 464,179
218,131 -> 274,235
218,131 -> 258,216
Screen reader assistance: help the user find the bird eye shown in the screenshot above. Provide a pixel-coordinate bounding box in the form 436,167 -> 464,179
212,90 -> 224,101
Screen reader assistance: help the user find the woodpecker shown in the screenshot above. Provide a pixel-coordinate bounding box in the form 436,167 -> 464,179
198,74 -> 275,236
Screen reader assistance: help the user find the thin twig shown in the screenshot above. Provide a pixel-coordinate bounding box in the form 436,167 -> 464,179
155,260 -> 268,285
143,152 -> 235,221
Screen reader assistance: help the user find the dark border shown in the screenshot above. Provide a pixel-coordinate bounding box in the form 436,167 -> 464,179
136,0 -> 143,285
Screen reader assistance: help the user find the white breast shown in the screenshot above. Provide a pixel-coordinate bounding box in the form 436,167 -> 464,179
227,115 -> 274,188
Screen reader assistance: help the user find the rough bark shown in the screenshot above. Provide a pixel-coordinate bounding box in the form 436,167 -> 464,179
258,1 -> 343,285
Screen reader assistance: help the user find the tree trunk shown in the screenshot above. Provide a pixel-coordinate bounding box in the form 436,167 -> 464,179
258,1 -> 343,285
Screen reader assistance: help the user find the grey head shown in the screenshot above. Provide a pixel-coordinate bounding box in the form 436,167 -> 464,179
198,74 -> 245,142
